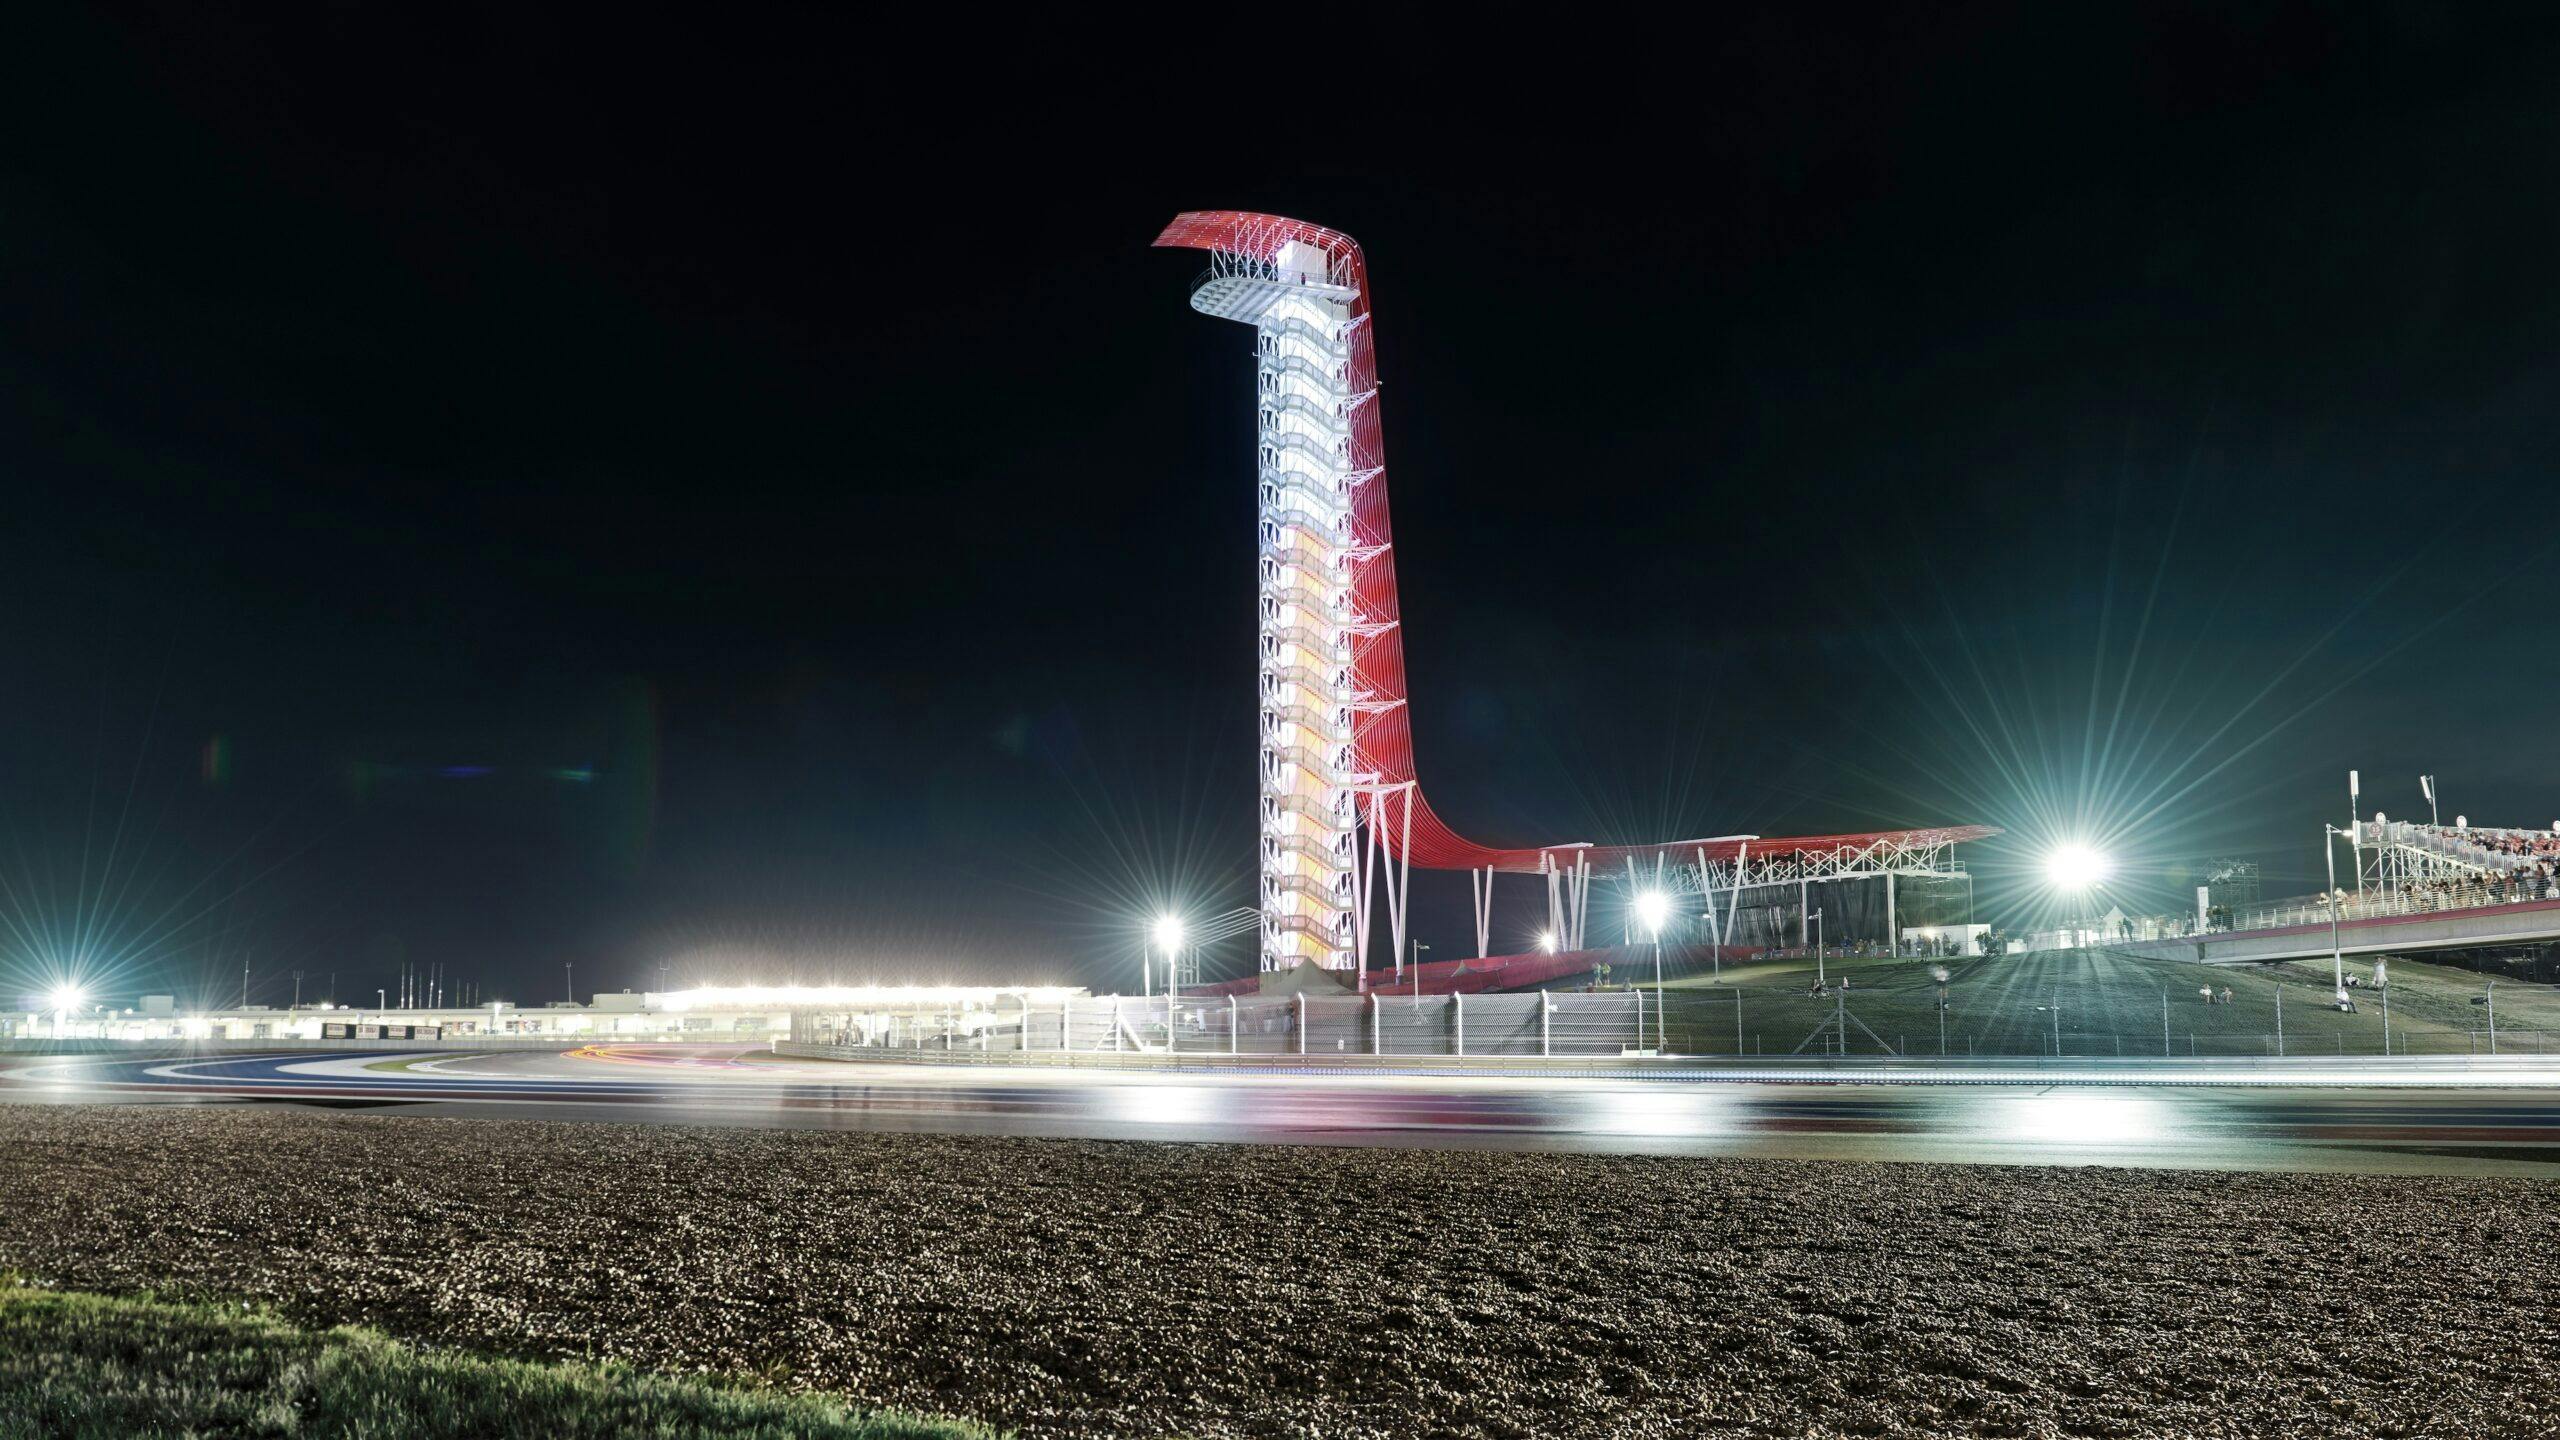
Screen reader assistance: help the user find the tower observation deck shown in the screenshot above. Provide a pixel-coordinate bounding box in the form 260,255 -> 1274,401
1157,211 -> 1995,978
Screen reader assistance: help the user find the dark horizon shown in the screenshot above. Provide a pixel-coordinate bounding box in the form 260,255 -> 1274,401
5,6 -> 2556,1005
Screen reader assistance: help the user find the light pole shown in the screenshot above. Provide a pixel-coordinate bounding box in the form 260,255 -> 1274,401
1636,890 -> 1668,1052
1409,940 -> 1429,994
2323,825 -> 2347,1007
1151,915 -> 1185,1005
2349,770 -> 2364,898
1940,967 -> 1953,1056
1810,909 -> 1825,986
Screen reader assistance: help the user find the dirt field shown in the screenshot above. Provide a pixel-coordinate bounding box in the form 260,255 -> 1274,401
3,1105 -> 2555,1438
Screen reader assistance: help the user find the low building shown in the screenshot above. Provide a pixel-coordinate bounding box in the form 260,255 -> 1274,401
5,984 -> 1086,1045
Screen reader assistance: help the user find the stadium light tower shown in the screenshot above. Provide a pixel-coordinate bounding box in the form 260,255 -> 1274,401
48,984 -> 84,1038
2042,842 -> 2113,893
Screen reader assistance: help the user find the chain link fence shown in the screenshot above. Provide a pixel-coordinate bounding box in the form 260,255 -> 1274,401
1639,979 -> 2554,1059
793,972 -> 2556,1060
797,992 -> 1649,1058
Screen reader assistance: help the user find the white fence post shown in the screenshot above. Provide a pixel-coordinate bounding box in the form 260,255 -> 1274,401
1229,995 -> 1238,1054
1372,993 -> 1382,1055
1633,985 -> 1644,1052
1454,992 -> 1465,1056
1166,996 -> 1177,1057
1541,996 -> 1551,1058
1060,995 -> 1071,1052
1112,996 -> 1123,1052
1296,993 -> 1307,1055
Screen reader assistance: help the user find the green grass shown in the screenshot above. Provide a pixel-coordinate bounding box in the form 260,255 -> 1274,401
1636,948 -> 2560,1058
0,1285 -> 993,1440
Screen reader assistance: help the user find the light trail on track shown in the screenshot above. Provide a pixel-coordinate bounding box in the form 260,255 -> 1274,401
6,1045 -> 2560,1176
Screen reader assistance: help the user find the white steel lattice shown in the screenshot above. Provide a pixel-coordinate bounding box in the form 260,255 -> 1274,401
1190,240 -> 1372,971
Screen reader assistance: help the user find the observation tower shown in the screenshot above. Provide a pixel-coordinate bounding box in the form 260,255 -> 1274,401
1159,211 -> 1997,982
1158,214 -> 1378,974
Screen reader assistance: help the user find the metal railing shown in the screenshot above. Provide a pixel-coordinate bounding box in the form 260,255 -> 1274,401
1192,253 -> 1354,295
1255,315 -> 1350,358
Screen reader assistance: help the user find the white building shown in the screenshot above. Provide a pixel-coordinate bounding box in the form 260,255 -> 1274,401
5,984 -> 1084,1045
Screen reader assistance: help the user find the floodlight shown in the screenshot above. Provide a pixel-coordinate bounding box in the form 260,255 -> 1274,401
2042,843 -> 2113,892
1634,890 -> 1670,937
1537,930 -> 1557,954
47,984 -> 85,1013
1151,914 -> 1186,953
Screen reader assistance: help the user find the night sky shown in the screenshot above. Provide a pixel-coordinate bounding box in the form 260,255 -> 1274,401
5,6 -> 2556,1004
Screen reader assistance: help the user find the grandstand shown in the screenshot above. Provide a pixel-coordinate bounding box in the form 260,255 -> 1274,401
2388,820 -> 2560,885
2108,816 -> 2560,969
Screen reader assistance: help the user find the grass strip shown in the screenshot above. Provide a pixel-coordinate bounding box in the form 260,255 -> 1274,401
0,1284 -> 994,1440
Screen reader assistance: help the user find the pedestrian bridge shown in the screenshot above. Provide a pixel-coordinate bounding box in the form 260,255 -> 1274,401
2110,896 -> 2560,967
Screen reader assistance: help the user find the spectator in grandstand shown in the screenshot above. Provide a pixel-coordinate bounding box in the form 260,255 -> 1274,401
2430,825 -> 2560,861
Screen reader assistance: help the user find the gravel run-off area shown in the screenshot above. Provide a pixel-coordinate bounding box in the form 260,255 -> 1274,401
1,1106 -> 2554,1438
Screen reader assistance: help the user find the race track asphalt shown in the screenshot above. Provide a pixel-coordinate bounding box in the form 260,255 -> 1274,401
7,1044 -> 2560,1175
